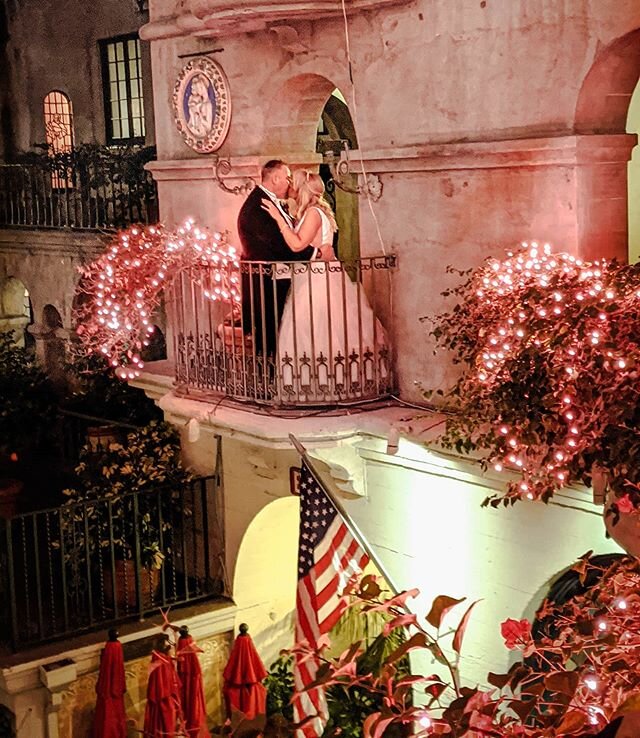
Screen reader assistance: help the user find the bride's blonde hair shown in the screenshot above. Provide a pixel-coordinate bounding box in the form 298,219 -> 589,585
292,170 -> 337,236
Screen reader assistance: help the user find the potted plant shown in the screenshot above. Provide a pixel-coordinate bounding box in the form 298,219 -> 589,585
61,420 -> 192,610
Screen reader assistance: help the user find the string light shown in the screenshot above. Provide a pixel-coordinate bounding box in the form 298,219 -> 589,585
435,239 -> 640,509
75,220 -> 240,377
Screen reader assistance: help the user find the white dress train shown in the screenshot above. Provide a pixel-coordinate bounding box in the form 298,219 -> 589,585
276,208 -> 388,401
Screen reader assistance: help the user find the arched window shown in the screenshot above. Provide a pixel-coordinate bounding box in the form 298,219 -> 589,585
44,91 -> 74,189
43,91 -> 74,155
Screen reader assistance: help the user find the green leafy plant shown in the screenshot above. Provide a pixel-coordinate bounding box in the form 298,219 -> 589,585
284,564 -> 640,738
0,331 -> 57,468
18,142 -> 157,193
62,420 -> 192,569
64,351 -> 161,425
266,655 -> 296,722
426,243 -> 640,511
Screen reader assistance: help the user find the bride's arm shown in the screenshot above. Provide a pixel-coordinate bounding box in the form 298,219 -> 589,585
261,201 -> 320,253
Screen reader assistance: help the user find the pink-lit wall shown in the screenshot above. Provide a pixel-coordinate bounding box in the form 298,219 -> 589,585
142,0 -> 640,400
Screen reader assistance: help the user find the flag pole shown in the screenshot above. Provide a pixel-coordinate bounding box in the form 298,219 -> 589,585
289,433 -> 401,598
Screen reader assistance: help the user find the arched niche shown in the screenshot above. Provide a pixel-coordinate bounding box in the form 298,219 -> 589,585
575,30 -> 640,135
42,303 -> 63,330
0,276 -> 33,349
41,303 -> 66,384
232,496 -> 299,668
141,324 -> 168,362
267,73 -> 338,153
266,74 -> 362,262
573,29 -> 640,262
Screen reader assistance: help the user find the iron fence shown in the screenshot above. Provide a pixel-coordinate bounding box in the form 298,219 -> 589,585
168,255 -> 396,407
0,474 -> 225,650
0,161 -> 158,230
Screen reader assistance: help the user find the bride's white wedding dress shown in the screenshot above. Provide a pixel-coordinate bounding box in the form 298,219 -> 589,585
276,207 -> 389,401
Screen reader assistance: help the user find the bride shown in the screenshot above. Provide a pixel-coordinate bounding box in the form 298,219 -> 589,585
261,169 -> 387,398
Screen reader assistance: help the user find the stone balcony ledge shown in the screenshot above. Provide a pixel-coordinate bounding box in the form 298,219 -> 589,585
141,0 -> 413,40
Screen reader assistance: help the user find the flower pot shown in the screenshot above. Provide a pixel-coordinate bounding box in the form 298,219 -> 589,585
103,559 -> 160,613
604,490 -> 640,558
0,478 -> 23,519
86,425 -> 124,453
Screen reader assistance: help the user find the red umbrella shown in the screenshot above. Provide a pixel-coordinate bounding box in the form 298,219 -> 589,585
176,626 -> 211,738
143,637 -> 183,738
223,624 -> 268,721
93,629 -> 127,738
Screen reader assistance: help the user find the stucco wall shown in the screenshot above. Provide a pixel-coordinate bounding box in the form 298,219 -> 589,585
162,402 -> 622,690
143,0 -> 640,401
1,0 -> 155,153
0,229 -> 105,327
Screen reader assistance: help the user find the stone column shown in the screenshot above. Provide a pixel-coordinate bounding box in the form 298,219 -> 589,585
575,133 -> 637,263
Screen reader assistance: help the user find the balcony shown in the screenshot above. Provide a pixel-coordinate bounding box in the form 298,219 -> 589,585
0,411 -> 224,652
0,159 -> 158,231
166,255 -> 396,407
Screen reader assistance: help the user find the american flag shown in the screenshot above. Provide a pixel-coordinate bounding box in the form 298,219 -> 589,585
293,460 -> 369,738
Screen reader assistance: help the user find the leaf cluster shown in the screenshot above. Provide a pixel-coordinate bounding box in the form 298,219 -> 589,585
61,421 -> 192,569
0,331 -> 57,460
282,562 -> 640,737
427,245 -> 640,508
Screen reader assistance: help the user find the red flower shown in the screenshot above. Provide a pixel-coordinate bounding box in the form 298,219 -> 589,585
616,494 -> 635,514
500,618 -> 531,650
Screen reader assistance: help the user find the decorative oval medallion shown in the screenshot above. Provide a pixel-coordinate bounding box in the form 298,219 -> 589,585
172,57 -> 231,153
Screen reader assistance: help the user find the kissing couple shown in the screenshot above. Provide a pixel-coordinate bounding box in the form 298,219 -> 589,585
237,159 -> 384,396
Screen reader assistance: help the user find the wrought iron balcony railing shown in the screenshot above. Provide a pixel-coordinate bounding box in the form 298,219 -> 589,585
0,161 -> 158,230
0,475 -> 224,650
167,255 -> 396,407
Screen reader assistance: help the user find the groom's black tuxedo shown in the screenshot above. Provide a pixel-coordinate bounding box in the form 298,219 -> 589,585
237,186 -> 315,356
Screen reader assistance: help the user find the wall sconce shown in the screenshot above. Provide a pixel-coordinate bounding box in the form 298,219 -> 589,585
211,156 -> 255,196
325,143 -> 383,202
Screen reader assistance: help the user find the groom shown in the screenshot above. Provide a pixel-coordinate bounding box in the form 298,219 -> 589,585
237,159 -> 316,356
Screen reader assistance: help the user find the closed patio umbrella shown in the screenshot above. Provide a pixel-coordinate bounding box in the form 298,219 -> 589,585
222,624 -> 268,721
176,625 -> 211,738
92,628 -> 127,738
143,635 -> 183,738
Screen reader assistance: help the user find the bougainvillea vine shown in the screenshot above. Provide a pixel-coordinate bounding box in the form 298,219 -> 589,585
74,220 -> 240,378
428,242 -> 640,510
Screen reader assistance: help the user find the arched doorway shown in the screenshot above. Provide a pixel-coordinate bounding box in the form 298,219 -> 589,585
627,81 -> 640,263
316,89 -> 360,262
232,496 -> 299,668
0,276 -> 34,350
268,74 -> 361,262
574,29 -> 640,263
